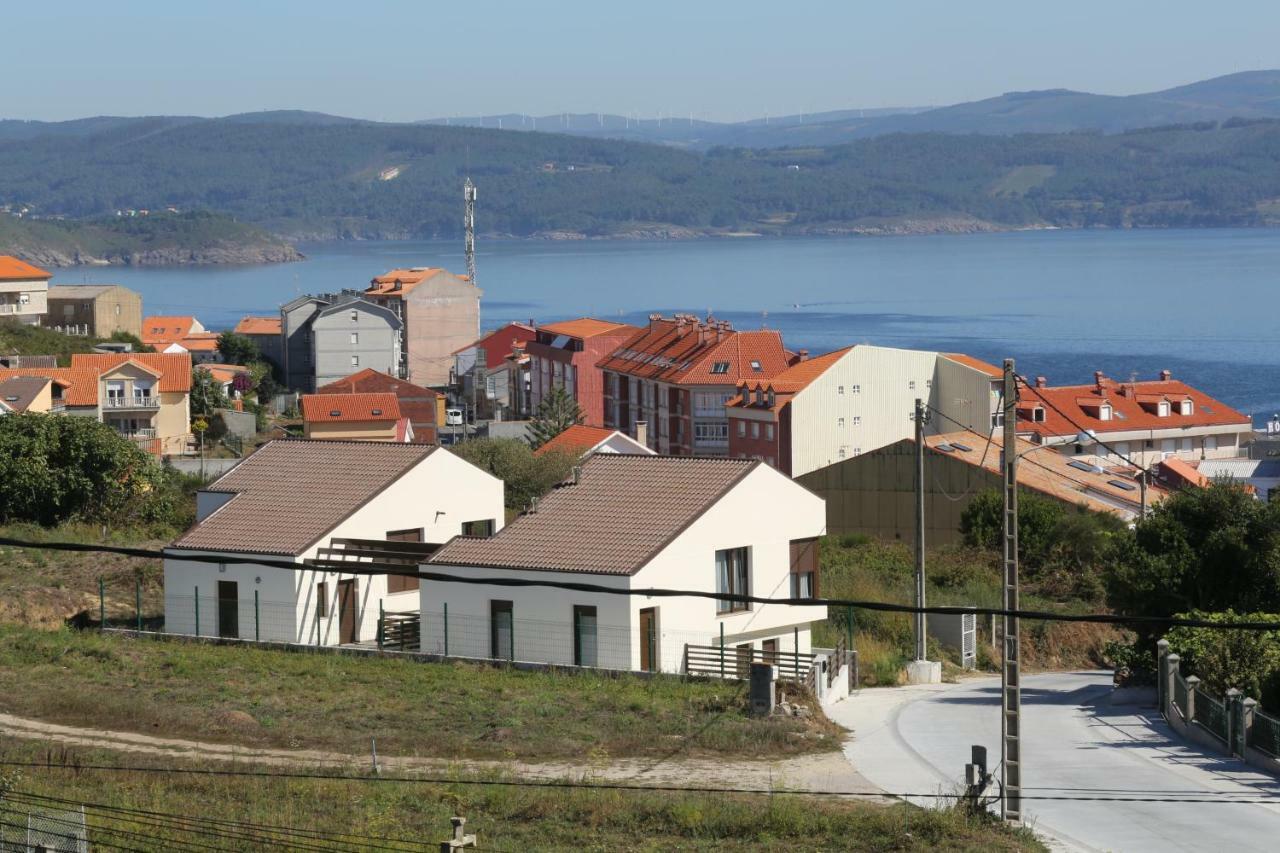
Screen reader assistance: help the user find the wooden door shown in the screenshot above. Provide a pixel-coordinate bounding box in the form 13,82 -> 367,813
639,608 -> 657,672
761,639 -> 778,663
217,581 -> 238,639
337,579 -> 358,644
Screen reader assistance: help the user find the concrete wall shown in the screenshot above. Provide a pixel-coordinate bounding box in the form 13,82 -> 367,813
310,304 -> 400,389
46,286 -> 143,338
281,300 -> 322,392
304,420 -> 400,442
0,277 -> 48,325
403,272 -> 481,388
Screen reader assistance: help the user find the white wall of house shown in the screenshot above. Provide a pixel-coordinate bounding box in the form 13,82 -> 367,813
1057,424 -> 1249,469
164,449 -> 505,646
933,357 -> 1002,437
423,463 -> 827,673
0,276 -> 49,325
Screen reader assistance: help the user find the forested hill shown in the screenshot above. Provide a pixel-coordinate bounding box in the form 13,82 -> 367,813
4,114 -> 1280,240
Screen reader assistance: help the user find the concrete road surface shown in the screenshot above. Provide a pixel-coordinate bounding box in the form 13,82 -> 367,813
829,671 -> 1280,852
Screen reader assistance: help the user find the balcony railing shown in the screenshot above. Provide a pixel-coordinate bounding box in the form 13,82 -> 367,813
105,396 -> 161,409
119,428 -> 158,439
0,303 -> 33,315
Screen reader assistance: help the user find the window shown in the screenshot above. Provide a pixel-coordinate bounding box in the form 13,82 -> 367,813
926,379 -> 933,390
710,361 -> 730,374
316,582 -> 329,617
737,420 -> 746,438
853,447 -> 861,456
351,332 -> 359,344
106,380 -> 124,401
1206,435 -> 1217,452
694,421 -> 729,443
462,519 -> 495,538
837,385 -> 844,395
751,422 -> 760,439
750,360 -> 762,372
838,448 -> 846,459
765,424 -> 774,440
852,416 -> 861,426
715,547 -> 750,613
573,605 -> 598,667
837,417 -> 845,429
133,380 -> 154,401
350,310 -> 359,322
351,355 -> 359,366
909,380 -> 916,390
1180,399 -> 1194,416
851,384 -> 861,394
491,600 -> 514,660
790,538 -> 819,598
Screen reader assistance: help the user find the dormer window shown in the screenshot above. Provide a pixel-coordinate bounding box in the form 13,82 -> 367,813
1078,397 -> 1112,421
1099,403 -> 1112,421
767,390 -> 775,408
754,389 -> 764,405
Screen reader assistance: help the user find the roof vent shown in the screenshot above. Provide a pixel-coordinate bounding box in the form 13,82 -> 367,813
371,408 -> 383,416
528,496 -> 539,514
571,465 -> 582,485
329,410 -> 341,417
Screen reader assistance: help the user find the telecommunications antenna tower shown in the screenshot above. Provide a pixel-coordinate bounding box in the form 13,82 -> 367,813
464,177 -> 477,286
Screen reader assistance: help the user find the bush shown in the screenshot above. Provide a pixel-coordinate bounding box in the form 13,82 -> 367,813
450,438 -> 578,511
1165,610 -> 1280,706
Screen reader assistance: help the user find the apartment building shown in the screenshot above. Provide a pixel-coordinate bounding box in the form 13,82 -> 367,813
599,314 -> 793,455
280,294 -> 401,392
526,318 -> 638,427
44,285 -> 142,338
363,267 -> 481,388
232,316 -> 284,369
726,346 -> 1002,476
0,256 -> 51,326
301,393 -> 412,442
451,321 -> 537,421
1016,370 -> 1253,467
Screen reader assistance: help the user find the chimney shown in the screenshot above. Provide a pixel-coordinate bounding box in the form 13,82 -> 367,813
798,349 -> 810,362
648,313 -> 662,332
1094,371 -> 1110,392
635,420 -> 649,447
571,465 -> 582,485
1160,369 -> 1172,381
1035,376 -> 1047,388
528,496 -> 539,514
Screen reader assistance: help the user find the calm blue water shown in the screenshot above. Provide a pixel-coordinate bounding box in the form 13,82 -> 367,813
60,229 -> 1280,419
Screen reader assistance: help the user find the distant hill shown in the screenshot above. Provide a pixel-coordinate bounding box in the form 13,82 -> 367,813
4,111 -> 1280,243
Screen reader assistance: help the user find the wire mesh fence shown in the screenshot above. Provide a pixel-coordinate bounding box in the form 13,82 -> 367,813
1250,708 -> 1280,758
0,805 -> 89,852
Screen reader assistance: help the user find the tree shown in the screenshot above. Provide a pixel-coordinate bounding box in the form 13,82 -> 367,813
527,386 -> 583,449
450,437 -> 577,512
216,332 -> 260,366
191,367 -> 229,415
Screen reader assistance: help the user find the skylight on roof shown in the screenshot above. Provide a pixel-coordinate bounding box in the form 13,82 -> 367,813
329,410 -> 341,417
1202,404 -> 1214,413
750,360 -> 762,372
1108,479 -> 1138,491
371,409 -> 383,416
950,442 -> 974,452
710,362 -> 730,374
1113,411 -> 1126,419
1069,460 -> 1104,474
936,443 -> 955,453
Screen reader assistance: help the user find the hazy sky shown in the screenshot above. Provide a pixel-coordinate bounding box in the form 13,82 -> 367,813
7,1 -> 1277,123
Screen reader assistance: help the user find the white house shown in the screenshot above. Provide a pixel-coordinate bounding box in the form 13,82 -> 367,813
0,256 -> 51,326
423,454 -> 827,674
163,440 -> 504,645
533,424 -> 655,459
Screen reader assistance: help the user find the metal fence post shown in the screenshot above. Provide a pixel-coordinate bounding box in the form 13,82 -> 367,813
845,605 -> 854,653
254,590 -> 260,642
194,585 -> 200,637
378,599 -> 385,651
509,612 -> 515,662
98,577 -> 105,630
794,626 -> 800,680
136,577 -> 142,632
719,622 -> 725,678
443,602 -> 449,657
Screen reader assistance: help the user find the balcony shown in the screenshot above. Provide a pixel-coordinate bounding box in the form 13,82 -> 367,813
0,303 -> 36,315
105,396 -> 161,410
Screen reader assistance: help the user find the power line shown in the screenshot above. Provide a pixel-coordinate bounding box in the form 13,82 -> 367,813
5,760 -> 1280,806
5,535 -> 1269,630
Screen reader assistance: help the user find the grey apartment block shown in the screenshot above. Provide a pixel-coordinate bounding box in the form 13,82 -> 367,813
279,294 -> 401,392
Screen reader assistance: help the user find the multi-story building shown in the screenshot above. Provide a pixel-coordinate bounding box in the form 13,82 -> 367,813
301,393 -> 412,442
526,318 -> 638,427
44,285 -> 142,338
599,314 -> 793,455
726,346 -> 1003,476
363,267 -> 481,388
451,321 -> 536,421
279,294 -> 402,392
142,315 -> 206,350
317,368 -> 444,444
1016,370 -> 1252,467
232,316 -> 284,370
0,256 -> 51,326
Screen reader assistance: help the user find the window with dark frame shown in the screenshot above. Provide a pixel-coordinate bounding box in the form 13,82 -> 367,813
715,547 -> 750,613
789,538 -> 819,598
573,605 -> 598,667
491,600 -> 514,660
461,519 -> 496,538
316,582 -> 329,617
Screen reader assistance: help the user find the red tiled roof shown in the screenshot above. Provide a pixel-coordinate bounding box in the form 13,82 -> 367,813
540,318 -> 637,340
71,353 -> 193,393
0,255 -> 52,281
534,425 -> 621,457
142,316 -> 200,346
454,322 -> 538,369
234,316 -> 281,336
174,333 -> 220,352
365,267 -> 470,298
941,353 -> 1003,378
0,367 -> 99,406
1018,372 -> 1250,438
1159,457 -> 1211,489
316,369 -> 440,439
598,316 -> 792,386
301,393 -> 402,423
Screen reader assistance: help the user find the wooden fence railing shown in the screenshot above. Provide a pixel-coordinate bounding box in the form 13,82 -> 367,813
683,643 -> 815,681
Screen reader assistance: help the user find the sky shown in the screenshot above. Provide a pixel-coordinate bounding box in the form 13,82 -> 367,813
6,1 -> 1278,123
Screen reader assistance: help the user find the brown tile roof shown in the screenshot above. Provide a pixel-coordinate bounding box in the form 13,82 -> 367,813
171,439 -> 437,555
1017,372 -> 1249,438
533,425 -> 622,457
924,431 -> 1165,516
598,316 -> 793,386
0,367 -> 99,406
540,318 -> 637,340
316,369 -> 441,440
430,454 -> 761,574
233,316 -> 282,336
941,353 -> 1003,378
301,393 -> 401,423
0,255 -> 51,281
0,376 -> 53,412
71,353 -> 193,393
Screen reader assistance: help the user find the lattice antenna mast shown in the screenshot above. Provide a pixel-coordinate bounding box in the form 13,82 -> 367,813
464,177 -> 477,286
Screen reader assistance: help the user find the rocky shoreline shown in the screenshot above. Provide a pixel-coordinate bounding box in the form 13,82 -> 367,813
15,242 -> 305,268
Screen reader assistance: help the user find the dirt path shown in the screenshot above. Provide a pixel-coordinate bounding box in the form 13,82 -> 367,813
0,711 -> 883,797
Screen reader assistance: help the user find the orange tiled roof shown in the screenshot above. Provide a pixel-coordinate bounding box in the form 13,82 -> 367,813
0,367 -> 102,407
142,316 -> 200,345
942,353 -> 1003,378
1159,457 -> 1211,489
727,347 -> 851,412
1018,372 -> 1249,438
71,353 -> 193,393
316,369 -> 441,439
540,318 -> 637,340
234,316 -> 281,336
175,333 -> 220,352
453,322 -> 538,368
365,267 -> 470,298
534,425 -> 621,457
197,363 -> 251,385
0,255 -> 52,281
598,316 -> 792,386
301,393 -> 402,423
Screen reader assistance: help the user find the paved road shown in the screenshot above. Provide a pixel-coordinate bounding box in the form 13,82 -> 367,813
829,671 -> 1280,852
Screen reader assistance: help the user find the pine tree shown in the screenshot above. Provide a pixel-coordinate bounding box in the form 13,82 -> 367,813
527,386 -> 583,449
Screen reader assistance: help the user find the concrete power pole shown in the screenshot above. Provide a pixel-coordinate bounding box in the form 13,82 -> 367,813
464,178 -> 477,287
1001,358 -> 1022,823
907,398 -> 939,684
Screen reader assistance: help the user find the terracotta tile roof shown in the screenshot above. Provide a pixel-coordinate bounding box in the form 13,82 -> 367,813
534,425 -> 622,457
365,267 -> 470,298
598,316 -> 793,386
0,255 -> 51,281
430,454 -> 761,575
941,353 -> 1003,378
71,353 -> 193,393
301,393 -> 402,423
1017,372 -> 1250,438
925,431 -> 1165,516
197,363 -> 250,386
171,439 -> 437,555
142,316 -> 201,346
728,347 -> 851,410
1159,457 -> 1211,489
540,318 -> 637,340
454,322 -> 538,368
0,376 -> 53,412
0,367 -> 99,406
233,316 -> 282,336
174,333 -> 221,353
316,369 -> 441,439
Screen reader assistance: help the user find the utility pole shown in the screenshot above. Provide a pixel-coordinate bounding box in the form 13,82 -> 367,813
1139,469 -> 1148,520
1001,358 -> 1022,823
907,398 -> 939,684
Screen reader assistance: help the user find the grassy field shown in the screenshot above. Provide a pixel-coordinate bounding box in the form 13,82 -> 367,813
0,741 -> 1044,852
814,536 -> 1123,685
0,625 -> 843,760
